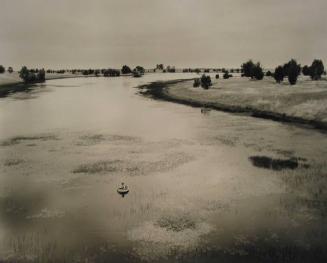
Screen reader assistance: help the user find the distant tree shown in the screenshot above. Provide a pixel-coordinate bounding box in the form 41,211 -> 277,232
284,59 -> 301,85
121,65 -> 132,74
193,78 -> 200,87
302,65 -> 310,76
7,67 -> 13,73
265,70 -> 272,77
156,64 -> 164,70
103,69 -> 120,77
166,66 -> 176,73
215,74 -> 219,79
309,59 -> 324,80
200,74 -> 212,89
204,69 -> 210,73
274,66 -> 284,83
241,60 -> 255,78
223,72 -> 230,79
19,66 -> 30,82
37,68 -> 46,82
95,69 -> 100,77
134,66 -> 145,74
0,65 -> 5,73
19,66 -> 45,83
194,68 -> 201,74
241,60 -> 264,80
252,63 -> 264,80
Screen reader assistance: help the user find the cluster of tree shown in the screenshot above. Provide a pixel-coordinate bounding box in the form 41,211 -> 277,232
19,66 -> 45,83
0,65 -> 14,73
103,69 -> 120,77
166,66 -> 176,73
273,59 -> 301,85
193,74 -> 212,89
241,60 -> 264,80
302,60 -> 325,80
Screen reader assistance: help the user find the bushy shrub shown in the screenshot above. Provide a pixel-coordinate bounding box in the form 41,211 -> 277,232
302,65 -> 310,76
274,66 -> 284,83
252,64 -> 264,80
0,65 -> 5,73
241,60 -> 255,78
223,72 -> 232,79
285,59 -> 301,85
200,74 -> 212,89
309,59 -> 324,80
7,67 -> 13,73
37,68 -> 45,82
134,66 -> 145,74
121,65 -> 132,74
241,60 -> 264,80
215,74 -> 219,79
265,70 -> 272,77
193,78 -> 200,87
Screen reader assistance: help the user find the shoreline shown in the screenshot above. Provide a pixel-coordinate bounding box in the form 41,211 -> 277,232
137,79 -> 327,131
0,74 -> 94,97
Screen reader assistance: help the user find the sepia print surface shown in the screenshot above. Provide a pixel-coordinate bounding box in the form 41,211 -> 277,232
0,0 -> 327,262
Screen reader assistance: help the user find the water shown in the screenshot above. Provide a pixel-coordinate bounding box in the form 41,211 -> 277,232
0,73 -> 327,262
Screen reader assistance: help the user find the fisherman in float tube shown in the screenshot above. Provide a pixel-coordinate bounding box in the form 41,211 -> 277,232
117,182 -> 129,197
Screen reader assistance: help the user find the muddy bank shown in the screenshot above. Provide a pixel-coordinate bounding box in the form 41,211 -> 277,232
138,79 -> 327,130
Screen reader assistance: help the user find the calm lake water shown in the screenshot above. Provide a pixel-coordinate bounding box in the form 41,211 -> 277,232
0,73 -> 327,262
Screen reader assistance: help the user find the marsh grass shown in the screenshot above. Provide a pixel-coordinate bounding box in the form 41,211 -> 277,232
72,160 -> 123,174
156,215 -> 196,232
249,156 -> 299,171
4,159 -> 24,166
1,135 -> 58,146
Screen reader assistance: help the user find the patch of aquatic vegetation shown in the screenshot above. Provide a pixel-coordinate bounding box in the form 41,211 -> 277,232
72,160 -> 123,174
26,208 -> 64,219
156,215 -> 196,232
76,133 -> 141,146
72,152 -> 194,176
3,159 -> 24,166
214,137 -> 237,147
128,215 -> 212,261
282,161 -> 327,198
1,135 -> 58,146
76,134 -> 106,146
249,155 -> 304,171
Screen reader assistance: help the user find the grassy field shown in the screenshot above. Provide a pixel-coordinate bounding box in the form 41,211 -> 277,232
143,75 -> 327,129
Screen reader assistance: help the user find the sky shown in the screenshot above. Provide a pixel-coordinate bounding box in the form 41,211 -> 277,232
0,0 -> 326,69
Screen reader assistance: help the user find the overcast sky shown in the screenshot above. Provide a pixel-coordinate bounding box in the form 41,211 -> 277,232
0,0 -> 326,69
